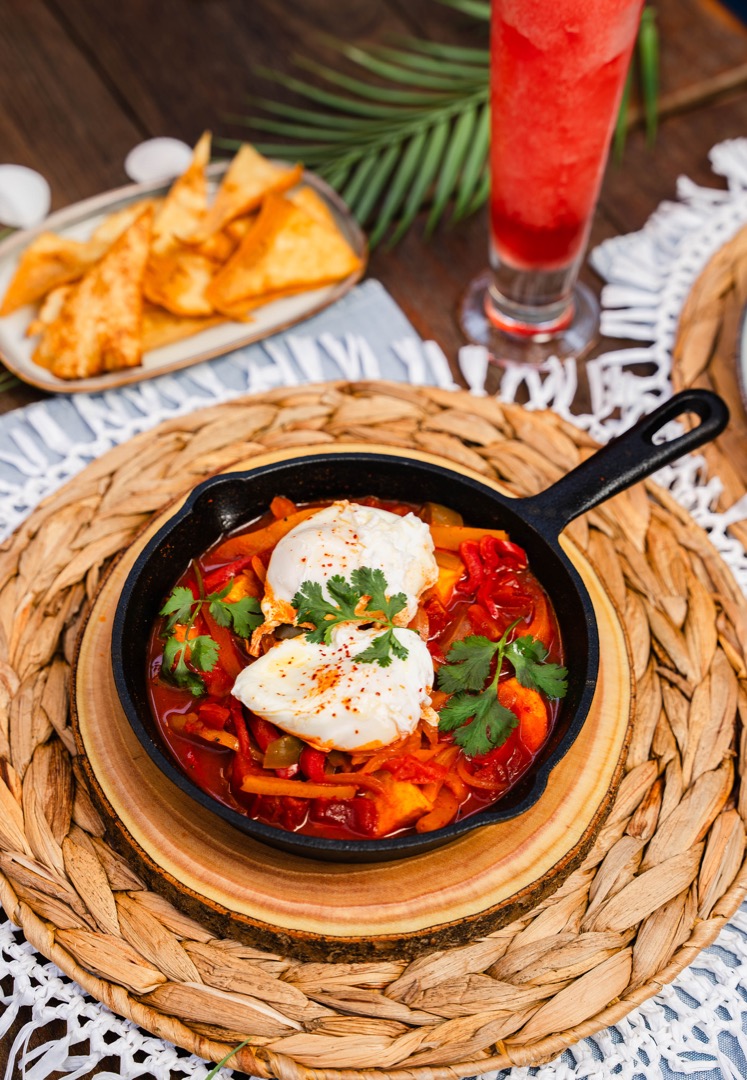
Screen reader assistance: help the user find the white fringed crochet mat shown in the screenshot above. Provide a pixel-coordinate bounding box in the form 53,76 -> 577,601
3,142 -> 747,1079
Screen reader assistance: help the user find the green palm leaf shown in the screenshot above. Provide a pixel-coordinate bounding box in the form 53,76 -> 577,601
402,40 -> 491,63
436,0 -> 491,20
295,57 -> 463,106
0,368 -> 20,393
342,154 -> 384,208
369,130 -> 429,247
323,41 -> 482,89
365,43 -> 488,77
352,145 -> 402,222
227,6 -> 659,247
453,101 -> 490,219
614,62 -> 634,163
389,117 -> 450,244
638,6 -> 659,144
426,104 -> 477,232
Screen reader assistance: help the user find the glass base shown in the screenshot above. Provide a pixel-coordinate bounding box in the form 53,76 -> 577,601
459,269 -> 600,364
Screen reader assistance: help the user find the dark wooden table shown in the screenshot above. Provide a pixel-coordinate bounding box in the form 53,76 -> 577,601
1,1 -> 746,1076
1,0 -> 746,416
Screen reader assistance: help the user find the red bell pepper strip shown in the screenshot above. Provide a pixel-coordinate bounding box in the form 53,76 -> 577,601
229,699 -> 258,789
457,541 -> 483,593
476,574 -> 531,622
248,714 -> 282,753
201,606 -> 245,681
479,534 -> 527,571
299,746 -> 328,781
197,702 -> 230,729
457,536 -> 529,597
353,797 -> 378,836
202,556 -> 256,595
230,700 -> 252,760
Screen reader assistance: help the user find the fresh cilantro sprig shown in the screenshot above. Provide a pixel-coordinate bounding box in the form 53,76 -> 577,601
507,635 -> 569,698
161,632 -> 219,696
437,622 -> 568,757
207,586 -> 265,639
292,566 -> 412,668
159,563 -> 263,694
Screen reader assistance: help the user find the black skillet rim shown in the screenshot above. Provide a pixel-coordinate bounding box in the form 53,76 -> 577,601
111,451 -> 599,861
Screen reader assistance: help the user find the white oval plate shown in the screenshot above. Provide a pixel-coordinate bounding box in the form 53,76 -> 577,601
0,164 -> 367,395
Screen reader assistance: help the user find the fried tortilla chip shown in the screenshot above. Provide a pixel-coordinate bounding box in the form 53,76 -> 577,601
144,132 -> 216,315
189,213 -> 257,263
91,198 -> 159,246
151,131 -> 211,255
26,284 -> 74,340
34,208 -> 153,379
188,145 -> 302,244
0,233 -> 107,315
191,228 -> 238,263
224,214 -> 257,243
289,186 -> 338,228
141,303 -> 225,350
0,200 -> 163,317
143,248 -> 216,316
206,193 -> 362,317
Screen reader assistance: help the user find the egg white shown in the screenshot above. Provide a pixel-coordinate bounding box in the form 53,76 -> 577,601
232,622 -> 435,751
261,500 -> 438,630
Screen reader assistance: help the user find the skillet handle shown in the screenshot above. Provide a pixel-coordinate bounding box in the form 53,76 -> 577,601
519,389 -> 729,537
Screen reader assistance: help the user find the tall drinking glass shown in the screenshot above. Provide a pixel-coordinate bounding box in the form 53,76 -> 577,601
460,0 -> 645,361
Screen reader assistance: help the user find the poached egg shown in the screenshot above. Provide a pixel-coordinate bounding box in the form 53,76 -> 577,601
232,622 -> 435,751
236,499 -> 440,752
258,500 -> 438,633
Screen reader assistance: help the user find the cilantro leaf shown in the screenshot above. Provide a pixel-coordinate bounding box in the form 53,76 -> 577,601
325,574 -> 362,616
438,635 -> 498,694
438,690 -> 519,757
207,597 -> 232,628
159,586 -> 196,632
355,628 -> 409,668
292,567 -> 412,666
437,691 -> 485,731
162,635 -> 206,695
208,583 -> 233,601
293,580 -> 343,643
208,591 -> 264,638
506,636 -> 568,698
227,596 -> 264,638
351,566 -> 408,623
189,635 -> 220,673
436,620 -> 566,758
159,565 -> 263,697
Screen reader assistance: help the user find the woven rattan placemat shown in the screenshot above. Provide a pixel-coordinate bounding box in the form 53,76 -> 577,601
673,221 -> 747,551
0,381 -> 745,1078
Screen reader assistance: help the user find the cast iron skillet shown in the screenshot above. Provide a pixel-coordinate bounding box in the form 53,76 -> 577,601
112,389 -> 728,862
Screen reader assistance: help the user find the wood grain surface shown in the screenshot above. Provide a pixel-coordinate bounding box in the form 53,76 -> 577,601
0,0 -> 745,414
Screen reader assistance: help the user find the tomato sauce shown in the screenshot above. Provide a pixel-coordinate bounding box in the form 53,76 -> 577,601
146,497 -> 565,840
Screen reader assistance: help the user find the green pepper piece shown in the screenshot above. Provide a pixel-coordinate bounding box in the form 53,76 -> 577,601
263,735 -> 305,770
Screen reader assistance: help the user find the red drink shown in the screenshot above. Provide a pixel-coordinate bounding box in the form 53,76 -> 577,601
480,0 -> 644,342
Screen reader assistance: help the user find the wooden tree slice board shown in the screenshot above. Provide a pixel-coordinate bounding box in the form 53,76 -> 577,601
73,447 -> 633,960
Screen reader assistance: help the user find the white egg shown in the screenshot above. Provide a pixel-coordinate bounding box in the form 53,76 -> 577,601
124,138 -> 194,184
0,165 -> 51,229
263,500 -> 438,628
232,623 -> 434,751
